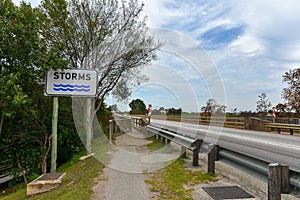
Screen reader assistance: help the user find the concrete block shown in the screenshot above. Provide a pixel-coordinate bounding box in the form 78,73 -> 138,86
27,172 -> 65,196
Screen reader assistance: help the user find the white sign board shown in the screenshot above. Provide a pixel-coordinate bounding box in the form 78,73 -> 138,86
45,69 -> 98,96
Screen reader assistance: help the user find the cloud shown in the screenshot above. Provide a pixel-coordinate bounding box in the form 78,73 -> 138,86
143,0 -> 300,60
12,0 -> 300,111
225,0 -> 300,60
142,0 -> 300,111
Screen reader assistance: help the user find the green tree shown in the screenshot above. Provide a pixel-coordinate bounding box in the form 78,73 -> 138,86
129,99 -> 146,114
282,68 -> 300,113
256,93 -> 272,114
275,103 -> 287,114
0,0 -> 48,183
167,108 -> 182,115
0,0 -> 76,184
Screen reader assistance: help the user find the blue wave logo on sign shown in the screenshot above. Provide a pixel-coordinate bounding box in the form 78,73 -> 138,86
53,84 -> 90,92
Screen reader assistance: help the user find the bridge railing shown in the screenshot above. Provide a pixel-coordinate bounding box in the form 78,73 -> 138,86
108,115 -> 132,143
164,115 -> 246,129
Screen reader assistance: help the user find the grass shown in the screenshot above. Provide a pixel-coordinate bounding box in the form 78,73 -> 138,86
146,137 -> 166,151
145,139 -> 217,200
146,136 -> 174,154
145,159 -> 217,200
0,149 -> 106,200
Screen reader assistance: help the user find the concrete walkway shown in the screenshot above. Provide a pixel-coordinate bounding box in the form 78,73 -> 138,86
92,129 -> 152,200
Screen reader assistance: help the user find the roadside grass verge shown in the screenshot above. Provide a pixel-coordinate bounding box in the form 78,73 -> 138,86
145,138 -> 217,200
1,137 -> 110,200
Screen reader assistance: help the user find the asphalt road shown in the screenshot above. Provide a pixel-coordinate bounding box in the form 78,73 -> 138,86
150,119 -> 300,172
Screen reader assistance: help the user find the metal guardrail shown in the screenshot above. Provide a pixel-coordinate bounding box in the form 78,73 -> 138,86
147,125 -> 201,166
146,124 -> 300,198
218,148 -> 300,190
147,125 -> 197,149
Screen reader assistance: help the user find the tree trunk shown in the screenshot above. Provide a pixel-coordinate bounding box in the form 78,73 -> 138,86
16,153 -> 27,185
41,135 -> 52,174
0,113 -> 3,136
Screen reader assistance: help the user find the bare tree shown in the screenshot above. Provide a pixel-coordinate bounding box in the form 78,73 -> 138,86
256,93 -> 272,113
40,0 -> 160,111
201,98 -> 226,114
282,68 -> 300,113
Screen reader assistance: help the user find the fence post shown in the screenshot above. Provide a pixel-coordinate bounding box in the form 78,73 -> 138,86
268,163 -> 281,200
192,139 -> 200,166
208,144 -> 217,175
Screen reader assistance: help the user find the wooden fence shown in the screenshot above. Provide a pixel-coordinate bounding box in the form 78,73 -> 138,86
164,115 -> 246,129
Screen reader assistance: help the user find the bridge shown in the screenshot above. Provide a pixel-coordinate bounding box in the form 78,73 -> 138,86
126,115 -> 300,199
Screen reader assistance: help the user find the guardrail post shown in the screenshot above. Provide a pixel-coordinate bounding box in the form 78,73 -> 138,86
281,165 -> 290,194
166,138 -> 171,144
157,135 -> 160,141
192,139 -> 200,166
181,146 -> 187,158
162,137 -> 166,144
268,163 -> 281,200
208,144 -> 217,175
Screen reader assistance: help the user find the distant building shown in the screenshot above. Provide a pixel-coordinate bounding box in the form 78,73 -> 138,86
160,110 -> 167,115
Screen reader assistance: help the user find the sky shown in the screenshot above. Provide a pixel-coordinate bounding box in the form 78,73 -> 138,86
13,0 -> 300,112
